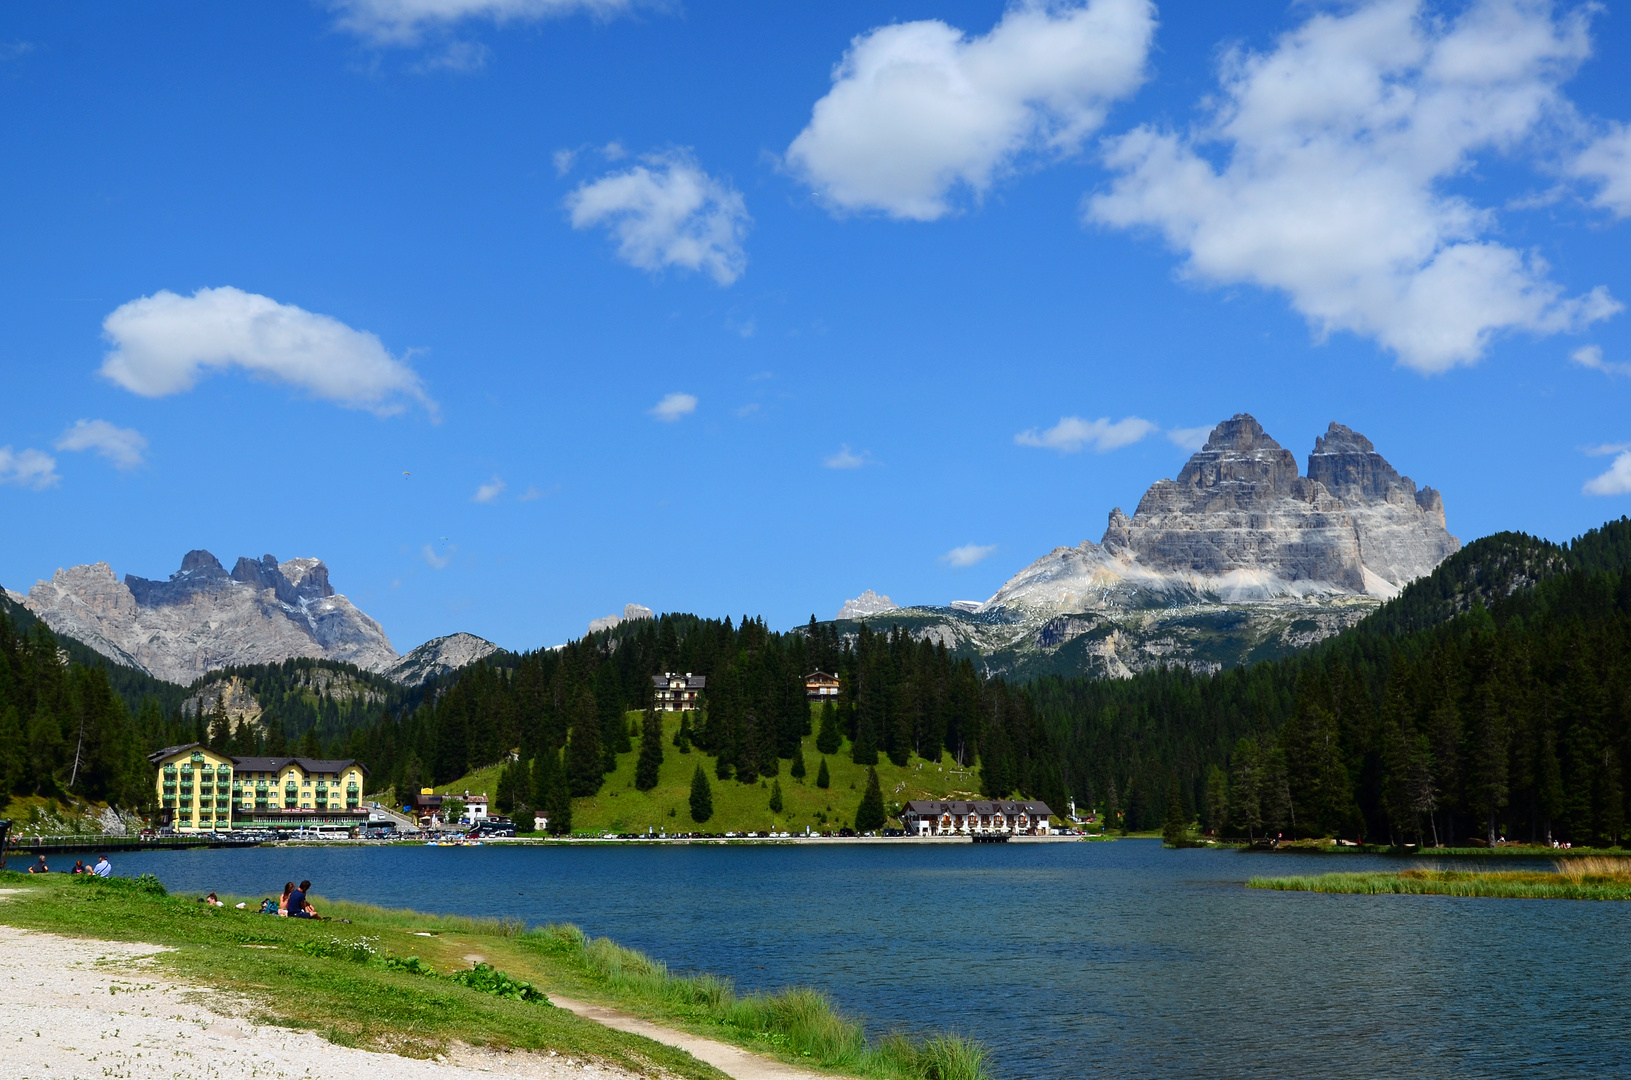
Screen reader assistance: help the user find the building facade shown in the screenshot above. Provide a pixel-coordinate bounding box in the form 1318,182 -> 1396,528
900,799 -> 1054,836
652,672 -> 706,711
804,670 -> 841,701
148,745 -> 368,833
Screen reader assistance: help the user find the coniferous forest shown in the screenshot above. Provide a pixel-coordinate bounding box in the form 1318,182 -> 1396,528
5,518 -> 1631,848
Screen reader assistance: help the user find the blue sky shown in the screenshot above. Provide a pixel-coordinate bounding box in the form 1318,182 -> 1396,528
1,0 -> 1629,654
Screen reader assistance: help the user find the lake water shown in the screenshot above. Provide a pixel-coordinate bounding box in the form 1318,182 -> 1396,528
104,840 -> 1630,1079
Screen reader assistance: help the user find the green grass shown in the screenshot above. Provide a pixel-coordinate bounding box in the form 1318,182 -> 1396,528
0,871 -> 991,1080
439,709 -> 994,836
1249,862 -> 1631,901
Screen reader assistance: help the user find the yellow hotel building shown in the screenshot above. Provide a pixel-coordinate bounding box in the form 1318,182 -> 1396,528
148,744 -> 369,833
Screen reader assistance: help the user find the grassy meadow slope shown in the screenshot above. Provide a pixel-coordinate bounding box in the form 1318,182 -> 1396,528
438,708 -> 996,835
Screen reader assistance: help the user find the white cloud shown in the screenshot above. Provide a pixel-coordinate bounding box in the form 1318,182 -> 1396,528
55,419 -> 148,470
471,476 -> 506,503
409,39 -> 490,72
942,543 -> 997,568
1166,426 -> 1211,452
1572,122 -> 1631,217
1585,451 -> 1631,496
649,392 -> 697,422
1015,415 -> 1156,453
1088,0 -> 1620,373
824,444 -> 872,469
101,287 -> 434,417
331,0 -> 631,46
0,446 -> 59,490
567,150 -> 751,286
786,0 -> 1154,221
422,543 -> 454,569
1571,344 -> 1631,377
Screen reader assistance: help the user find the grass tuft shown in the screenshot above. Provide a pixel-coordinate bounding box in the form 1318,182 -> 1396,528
1249,868 -> 1631,900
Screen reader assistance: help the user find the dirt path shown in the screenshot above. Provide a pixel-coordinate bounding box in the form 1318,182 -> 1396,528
548,996 -> 830,1080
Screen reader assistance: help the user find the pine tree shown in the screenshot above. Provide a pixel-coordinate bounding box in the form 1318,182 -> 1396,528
673,712 -> 693,752
1162,773 -> 1189,846
854,767 -> 885,832
769,778 -> 783,814
850,708 -> 878,766
299,726 -> 321,758
816,757 -> 830,789
1204,765 -> 1228,836
689,764 -> 713,824
1229,739 -> 1262,841
635,709 -> 664,791
565,686 -> 604,798
790,744 -> 806,779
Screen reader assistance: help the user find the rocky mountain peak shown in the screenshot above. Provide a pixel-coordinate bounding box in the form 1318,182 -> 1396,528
1174,412 -> 1304,497
179,549 -> 227,575
837,589 -> 899,620
1307,421 -> 1406,504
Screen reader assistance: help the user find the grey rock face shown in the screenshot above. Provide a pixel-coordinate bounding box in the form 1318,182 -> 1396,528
836,589 -> 898,620
383,632 -> 500,687
23,551 -> 397,686
587,603 -> 654,635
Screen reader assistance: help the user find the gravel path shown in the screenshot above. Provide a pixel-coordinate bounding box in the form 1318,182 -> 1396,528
0,923 -> 641,1080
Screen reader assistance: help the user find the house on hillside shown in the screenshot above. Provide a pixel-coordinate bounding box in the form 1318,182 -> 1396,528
652,672 -> 705,711
804,670 -> 840,701
900,799 -> 1054,836
148,744 -> 369,833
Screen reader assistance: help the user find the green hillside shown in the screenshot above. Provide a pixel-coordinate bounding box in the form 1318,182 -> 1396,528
437,707 -> 994,835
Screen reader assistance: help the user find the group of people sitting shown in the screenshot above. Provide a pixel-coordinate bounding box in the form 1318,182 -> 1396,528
26,854 -> 111,876
257,879 -> 321,919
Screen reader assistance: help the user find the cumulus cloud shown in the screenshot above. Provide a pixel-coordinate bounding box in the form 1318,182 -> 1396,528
100,287 -> 434,417
824,444 -> 872,469
1015,415 -> 1156,453
0,446 -> 58,490
649,392 -> 697,422
1585,451 -> 1631,496
1572,123 -> 1631,218
786,0 -> 1154,220
567,150 -> 751,285
1571,344 -> 1631,377
471,476 -> 506,503
942,543 -> 997,568
55,419 -> 148,470
422,543 -> 455,569
331,0 -> 631,45
1166,426 -> 1211,452
1088,0 -> 1621,373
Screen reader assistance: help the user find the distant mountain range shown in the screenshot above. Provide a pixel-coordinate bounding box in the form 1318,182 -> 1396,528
832,414 -> 1460,678
6,549 -> 498,688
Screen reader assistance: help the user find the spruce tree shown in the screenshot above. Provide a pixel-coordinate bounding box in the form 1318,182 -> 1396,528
790,744 -> 806,779
769,778 -> 783,814
715,753 -> 732,781
850,709 -> 878,766
299,726 -> 321,758
673,712 -> 693,752
1204,765 -> 1229,837
635,709 -> 664,791
565,687 -> 605,797
1162,773 -> 1189,846
854,767 -> 885,832
816,757 -> 830,789
689,764 -> 713,824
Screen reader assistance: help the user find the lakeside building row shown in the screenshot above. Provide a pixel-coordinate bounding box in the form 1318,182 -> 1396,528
900,799 -> 1056,836
148,744 -> 369,833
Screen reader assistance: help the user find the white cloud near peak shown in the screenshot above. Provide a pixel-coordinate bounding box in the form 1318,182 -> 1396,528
942,543 -> 997,568
55,419 -> 148,471
567,150 -> 750,286
1166,426 -> 1211,452
422,543 -> 454,569
471,476 -> 506,503
786,0 -> 1155,220
0,446 -> 58,490
649,392 -> 698,422
331,0 -> 631,46
1585,451 -> 1631,496
1015,415 -> 1155,453
1088,0 -> 1621,374
101,287 -> 435,417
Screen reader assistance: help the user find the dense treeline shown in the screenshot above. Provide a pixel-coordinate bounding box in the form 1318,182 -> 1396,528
0,614 -> 155,811
1036,519 -> 1631,846
344,614 -> 1066,829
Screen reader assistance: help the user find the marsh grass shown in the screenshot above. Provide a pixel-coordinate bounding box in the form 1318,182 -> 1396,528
1249,866 -> 1631,900
0,871 -> 990,1080
522,924 -> 989,1080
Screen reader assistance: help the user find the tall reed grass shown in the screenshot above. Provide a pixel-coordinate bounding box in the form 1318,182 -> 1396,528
523,924 -> 990,1080
1250,868 -> 1631,900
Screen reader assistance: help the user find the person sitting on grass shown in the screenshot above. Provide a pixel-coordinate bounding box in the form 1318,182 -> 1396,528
277,881 -> 294,916
201,892 -> 225,907
92,855 -> 110,878
70,860 -> 87,874
27,855 -> 48,874
285,880 -> 319,919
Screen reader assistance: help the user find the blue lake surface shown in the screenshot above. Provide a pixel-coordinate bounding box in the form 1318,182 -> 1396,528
102,840 -> 1631,1079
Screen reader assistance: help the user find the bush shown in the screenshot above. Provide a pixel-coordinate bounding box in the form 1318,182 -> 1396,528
451,962 -> 550,1003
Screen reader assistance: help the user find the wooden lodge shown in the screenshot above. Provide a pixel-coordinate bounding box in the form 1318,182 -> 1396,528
652,672 -> 706,711
900,799 -> 1055,837
804,670 -> 841,701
